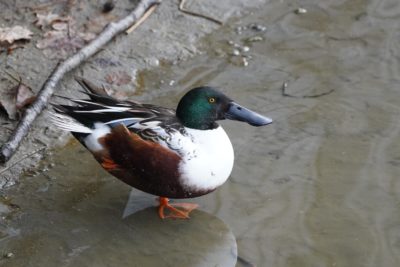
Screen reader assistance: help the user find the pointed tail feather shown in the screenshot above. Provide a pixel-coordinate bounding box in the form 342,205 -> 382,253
49,111 -> 93,134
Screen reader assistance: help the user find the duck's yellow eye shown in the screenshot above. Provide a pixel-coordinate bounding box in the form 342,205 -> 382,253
208,97 -> 216,103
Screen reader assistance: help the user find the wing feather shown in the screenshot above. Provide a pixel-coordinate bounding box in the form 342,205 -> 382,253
52,80 -> 183,144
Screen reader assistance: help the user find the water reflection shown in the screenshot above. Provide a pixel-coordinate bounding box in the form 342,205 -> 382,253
122,191 -> 238,266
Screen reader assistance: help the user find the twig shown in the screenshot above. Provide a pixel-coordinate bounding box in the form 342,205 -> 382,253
0,147 -> 46,175
0,0 -> 161,164
126,3 -> 159,34
179,0 -> 223,25
3,70 -> 21,83
3,70 -> 32,90
281,81 -> 334,98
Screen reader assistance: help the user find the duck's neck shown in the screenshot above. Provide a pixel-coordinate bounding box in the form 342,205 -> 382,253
176,111 -> 219,130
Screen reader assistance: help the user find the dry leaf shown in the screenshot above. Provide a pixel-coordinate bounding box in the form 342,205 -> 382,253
16,84 -> 36,110
0,82 -> 35,120
34,12 -> 69,29
51,21 -> 69,31
36,17 -> 96,59
36,30 -> 84,59
6,43 -> 25,54
105,71 -> 132,86
0,26 -> 33,44
84,13 -> 117,34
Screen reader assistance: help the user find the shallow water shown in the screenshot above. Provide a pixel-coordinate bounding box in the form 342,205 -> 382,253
2,0 -> 400,266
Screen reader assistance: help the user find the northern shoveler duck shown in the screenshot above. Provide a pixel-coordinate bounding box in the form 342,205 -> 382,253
52,79 -> 272,219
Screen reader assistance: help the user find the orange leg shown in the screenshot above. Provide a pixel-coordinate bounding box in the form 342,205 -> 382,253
158,197 -> 199,219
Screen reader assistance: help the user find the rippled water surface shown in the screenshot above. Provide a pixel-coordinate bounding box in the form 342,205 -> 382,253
2,0 -> 400,266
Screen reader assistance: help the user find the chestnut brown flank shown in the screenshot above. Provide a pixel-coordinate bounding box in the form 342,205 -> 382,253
95,124 -> 198,198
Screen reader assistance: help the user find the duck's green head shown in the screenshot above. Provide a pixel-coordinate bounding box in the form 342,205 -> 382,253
176,86 -> 272,130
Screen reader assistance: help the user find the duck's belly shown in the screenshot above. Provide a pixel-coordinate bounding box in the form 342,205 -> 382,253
178,126 -> 235,194
106,168 -> 215,199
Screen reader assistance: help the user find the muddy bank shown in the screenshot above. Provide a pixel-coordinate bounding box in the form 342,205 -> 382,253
0,0 -> 265,187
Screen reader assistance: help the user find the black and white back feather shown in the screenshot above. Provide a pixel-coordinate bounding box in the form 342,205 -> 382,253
51,79 -> 186,144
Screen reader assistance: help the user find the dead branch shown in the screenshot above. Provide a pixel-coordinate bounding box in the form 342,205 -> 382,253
0,0 -> 161,163
179,0 -> 223,25
126,4 -> 158,34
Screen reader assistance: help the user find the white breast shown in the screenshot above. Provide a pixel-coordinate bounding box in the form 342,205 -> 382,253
178,126 -> 234,192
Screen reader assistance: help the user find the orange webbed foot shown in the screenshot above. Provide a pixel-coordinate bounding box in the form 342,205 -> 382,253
101,157 -> 119,171
158,197 -> 199,219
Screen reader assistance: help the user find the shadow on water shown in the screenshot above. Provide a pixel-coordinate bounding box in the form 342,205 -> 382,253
0,142 -> 237,267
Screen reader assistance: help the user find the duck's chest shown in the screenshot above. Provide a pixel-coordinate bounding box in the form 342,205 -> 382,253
177,126 -> 235,193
